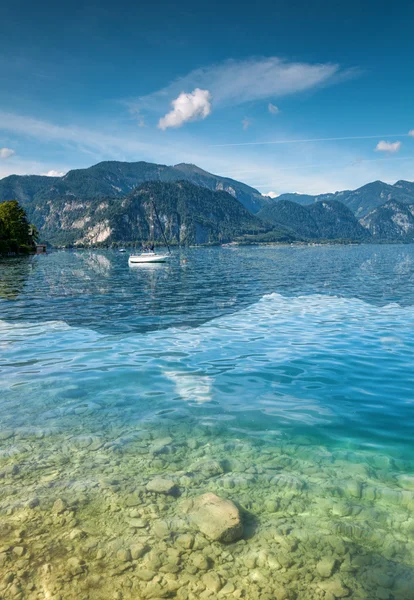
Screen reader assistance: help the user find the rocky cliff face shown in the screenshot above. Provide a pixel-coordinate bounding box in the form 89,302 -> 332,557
37,181 -> 268,246
360,200 -> 414,241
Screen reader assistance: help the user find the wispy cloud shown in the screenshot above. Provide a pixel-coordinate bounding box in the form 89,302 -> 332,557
211,133 -> 411,147
158,88 -> 211,130
409,130 -> 414,137
242,117 -> 252,130
129,57 -> 356,120
128,106 -> 146,127
375,140 -> 401,153
0,111 -> 167,159
0,147 -> 15,159
268,103 -> 279,115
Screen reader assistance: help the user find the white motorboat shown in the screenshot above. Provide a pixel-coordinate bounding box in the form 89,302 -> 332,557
128,252 -> 170,264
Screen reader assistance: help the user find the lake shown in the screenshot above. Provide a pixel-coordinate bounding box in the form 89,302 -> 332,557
1,245 -> 414,599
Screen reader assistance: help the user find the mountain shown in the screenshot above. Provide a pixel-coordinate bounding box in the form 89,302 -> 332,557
0,160 -> 267,220
258,199 -> 369,241
333,181 -> 411,217
272,192 -> 322,206
171,163 -> 266,213
307,200 -> 369,239
258,200 -> 317,238
274,180 -> 414,218
360,200 -> 414,242
36,180 -> 271,246
4,158 -> 414,245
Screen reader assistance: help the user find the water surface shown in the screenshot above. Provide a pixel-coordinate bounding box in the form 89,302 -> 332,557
1,245 -> 414,600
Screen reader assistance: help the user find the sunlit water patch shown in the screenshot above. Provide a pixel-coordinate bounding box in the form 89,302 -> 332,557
1,282 -> 414,599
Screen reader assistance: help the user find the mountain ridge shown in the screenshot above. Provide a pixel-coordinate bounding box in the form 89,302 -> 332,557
274,179 -> 414,217
0,160 -> 267,218
35,180 -> 277,247
258,199 -> 369,241
2,159 -> 414,245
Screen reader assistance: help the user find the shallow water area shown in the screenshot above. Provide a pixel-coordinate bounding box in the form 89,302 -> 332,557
1,245 -> 414,600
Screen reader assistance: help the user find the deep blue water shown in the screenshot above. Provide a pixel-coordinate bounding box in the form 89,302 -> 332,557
1,245 -> 414,599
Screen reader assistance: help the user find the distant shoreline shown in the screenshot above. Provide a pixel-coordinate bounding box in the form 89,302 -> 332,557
31,239 -> 414,252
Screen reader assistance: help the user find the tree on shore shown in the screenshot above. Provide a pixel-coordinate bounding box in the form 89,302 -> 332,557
0,200 -> 38,254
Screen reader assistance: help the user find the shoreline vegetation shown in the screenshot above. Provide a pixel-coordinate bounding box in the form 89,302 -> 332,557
0,200 -> 38,257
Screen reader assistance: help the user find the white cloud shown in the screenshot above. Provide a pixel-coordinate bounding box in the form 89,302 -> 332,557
375,140 -> 401,153
266,191 -> 280,198
268,103 -> 279,114
409,130 -> 414,137
42,170 -> 65,177
242,117 -> 251,130
131,57 -> 355,118
158,88 -> 212,130
0,147 -> 15,159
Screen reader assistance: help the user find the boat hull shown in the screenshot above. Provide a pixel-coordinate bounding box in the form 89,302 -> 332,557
128,254 -> 169,264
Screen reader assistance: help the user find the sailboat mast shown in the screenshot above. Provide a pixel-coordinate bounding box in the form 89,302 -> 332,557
151,199 -> 171,254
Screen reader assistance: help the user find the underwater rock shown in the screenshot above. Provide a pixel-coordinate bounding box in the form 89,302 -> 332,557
176,534 -> 194,549
143,581 -> 170,598
191,552 -> 210,570
342,480 -> 362,499
146,477 -> 178,495
184,493 -> 243,543
117,549 -> 132,562
130,543 -> 148,559
152,519 -> 171,538
52,498 -> 67,514
271,474 -> 304,492
202,571 -> 222,593
67,556 -> 84,576
150,437 -> 173,455
136,569 -> 156,581
68,528 -> 86,540
26,497 -> 39,509
318,577 -> 350,598
127,518 -> 147,529
316,557 -> 336,578
189,459 -> 224,479
220,582 -> 235,595
397,474 -> 414,490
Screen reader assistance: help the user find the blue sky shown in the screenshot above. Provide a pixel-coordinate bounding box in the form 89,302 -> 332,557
0,0 -> 413,195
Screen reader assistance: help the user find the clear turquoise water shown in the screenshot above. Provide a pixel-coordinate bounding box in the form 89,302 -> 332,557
1,245 -> 414,599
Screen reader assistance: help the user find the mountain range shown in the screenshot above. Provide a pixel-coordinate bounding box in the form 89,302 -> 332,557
0,160 -> 266,218
258,199 -> 369,241
1,160 -> 414,245
275,180 -> 414,217
37,180 -> 276,246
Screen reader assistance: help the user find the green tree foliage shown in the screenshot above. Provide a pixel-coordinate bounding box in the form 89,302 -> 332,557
0,200 -> 37,254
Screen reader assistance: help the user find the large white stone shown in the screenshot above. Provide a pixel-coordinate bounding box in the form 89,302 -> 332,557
184,493 -> 243,543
